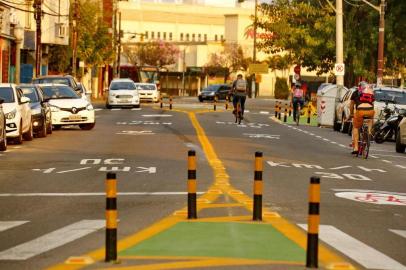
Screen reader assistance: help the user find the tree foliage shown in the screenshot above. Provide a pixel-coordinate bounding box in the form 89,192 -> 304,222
122,41 -> 180,67
48,45 -> 71,73
205,43 -> 251,72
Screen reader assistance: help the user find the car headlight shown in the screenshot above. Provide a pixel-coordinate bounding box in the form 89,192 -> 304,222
208,92 -> 215,96
5,109 -> 16,120
50,105 -> 60,112
86,104 -> 94,110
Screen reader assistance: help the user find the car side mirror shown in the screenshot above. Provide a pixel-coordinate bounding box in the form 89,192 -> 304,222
20,96 -> 30,103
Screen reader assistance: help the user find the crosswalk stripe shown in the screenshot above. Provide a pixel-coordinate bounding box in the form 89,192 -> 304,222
390,229 -> 406,239
0,221 -> 29,232
0,220 -> 105,260
298,224 -> 406,270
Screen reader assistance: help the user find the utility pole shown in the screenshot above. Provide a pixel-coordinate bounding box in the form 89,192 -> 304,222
117,11 -> 121,78
34,0 -> 42,77
72,0 -> 79,77
335,0 -> 344,87
112,1 -> 118,78
376,0 -> 385,86
252,0 -> 258,98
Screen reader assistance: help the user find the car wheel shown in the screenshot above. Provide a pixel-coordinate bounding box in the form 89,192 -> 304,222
340,115 -> 349,133
79,123 -> 95,130
395,130 -> 406,153
37,119 -> 47,138
134,104 -> 140,108
47,121 -> 52,134
14,121 -> 23,144
198,97 -> 203,102
347,122 -> 352,136
333,116 -> 340,131
23,121 -> 33,141
0,125 -> 7,151
53,125 -> 62,130
106,103 -> 112,109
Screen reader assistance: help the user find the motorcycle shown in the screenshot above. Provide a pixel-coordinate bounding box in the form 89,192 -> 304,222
374,105 -> 406,144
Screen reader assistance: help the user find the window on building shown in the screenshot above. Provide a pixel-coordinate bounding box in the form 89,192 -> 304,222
157,32 -> 161,39
221,35 -> 224,41
198,34 -> 201,41
180,33 -> 183,41
186,33 -> 190,41
204,34 -> 207,41
145,31 -> 149,39
163,32 -> 167,40
169,32 -> 173,41
214,34 -> 218,41
151,31 -> 155,39
192,34 -> 195,41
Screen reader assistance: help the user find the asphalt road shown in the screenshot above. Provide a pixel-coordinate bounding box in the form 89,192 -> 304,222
0,97 -> 405,270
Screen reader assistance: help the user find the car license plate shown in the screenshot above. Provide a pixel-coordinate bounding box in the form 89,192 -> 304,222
69,115 -> 82,121
118,99 -> 131,103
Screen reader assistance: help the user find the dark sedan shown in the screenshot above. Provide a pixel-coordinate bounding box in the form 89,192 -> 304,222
198,84 -> 231,102
19,84 -> 52,137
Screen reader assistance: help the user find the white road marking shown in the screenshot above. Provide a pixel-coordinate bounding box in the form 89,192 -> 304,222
142,114 -> 172,117
371,153 -> 406,159
395,165 -> 406,169
259,111 -> 269,114
382,160 -> 392,163
332,189 -> 406,196
298,224 -> 406,270
116,130 -> 155,135
0,192 -> 205,197
338,144 -> 347,148
131,108 -> 141,111
111,109 -> 121,111
316,135 -> 322,138
309,133 -> 315,136
0,220 -> 105,260
390,229 -> 406,239
244,110 -> 250,113
94,108 -> 103,111
0,221 -> 29,232
330,141 -> 338,144
323,138 -> 330,142
56,167 -> 92,174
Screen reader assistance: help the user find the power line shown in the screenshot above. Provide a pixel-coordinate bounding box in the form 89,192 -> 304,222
0,0 -> 69,17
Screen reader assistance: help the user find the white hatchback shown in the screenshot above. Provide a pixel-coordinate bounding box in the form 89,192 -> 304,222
0,83 -> 33,144
40,84 -> 95,130
135,83 -> 160,103
106,79 -> 140,108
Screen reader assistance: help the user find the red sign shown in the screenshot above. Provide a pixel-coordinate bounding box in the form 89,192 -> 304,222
245,28 -> 274,40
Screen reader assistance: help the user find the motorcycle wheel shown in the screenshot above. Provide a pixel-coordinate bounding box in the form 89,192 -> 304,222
374,131 -> 385,144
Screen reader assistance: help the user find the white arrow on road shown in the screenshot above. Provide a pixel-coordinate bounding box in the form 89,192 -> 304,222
135,167 -> 156,173
116,130 -> 155,135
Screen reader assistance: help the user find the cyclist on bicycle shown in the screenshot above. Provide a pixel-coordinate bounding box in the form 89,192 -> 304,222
292,82 -> 304,122
232,74 -> 248,119
349,81 -> 375,154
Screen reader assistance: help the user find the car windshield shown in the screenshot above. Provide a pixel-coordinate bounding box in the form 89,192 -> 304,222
41,85 -> 79,99
204,85 -> 218,92
135,84 -> 156,90
20,86 -> 39,103
0,87 -> 15,103
374,89 -> 406,105
110,81 -> 136,90
34,78 -> 71,86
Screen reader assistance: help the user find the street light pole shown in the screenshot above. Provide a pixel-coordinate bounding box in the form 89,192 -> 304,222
377,0 -> 385,86
252,0 -> 258,98
34,0 -> 42,77
336,0 -> 344,87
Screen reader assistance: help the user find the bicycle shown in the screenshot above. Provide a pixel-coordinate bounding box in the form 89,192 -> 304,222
235,97 -> 243,124
295,102 -> 301,126
356,117 -> 372,159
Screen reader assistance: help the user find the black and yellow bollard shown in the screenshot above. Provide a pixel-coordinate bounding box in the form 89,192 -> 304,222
214,96 -> 217,111
278,102 -> 282,120
187,150 -> 197,219
105,172 -> 117,262
274,101 -> 278,117
169,96 -> 173,110
289,102 -> 292,117
307,103 -> 311,124
160,95 -> 163,108
283,103 -> 288,122
306,176 -> 320,268
253,151 -> 263,221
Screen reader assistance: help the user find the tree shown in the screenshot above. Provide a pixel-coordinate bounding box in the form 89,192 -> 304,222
205,43 -> 251,72
48,45 -> 71,73
122,41 -> 180,67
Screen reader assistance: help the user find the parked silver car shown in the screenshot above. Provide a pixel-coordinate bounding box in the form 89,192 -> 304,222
334,87 -> 356,133
396,117 -> 406,153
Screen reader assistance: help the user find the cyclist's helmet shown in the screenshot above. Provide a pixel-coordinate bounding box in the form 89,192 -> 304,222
358,81 -> 368,91
295,82 -> 301,88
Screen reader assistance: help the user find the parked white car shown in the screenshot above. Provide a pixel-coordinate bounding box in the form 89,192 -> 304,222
334,87 -> 357,133
374,87 -> 406,119
0,98 -> 7,151
135,83 -> 160,102
0,83 -> 33,144
106,78 -> 140,108
396,117 -> 406,153
39,84 -> 95,130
